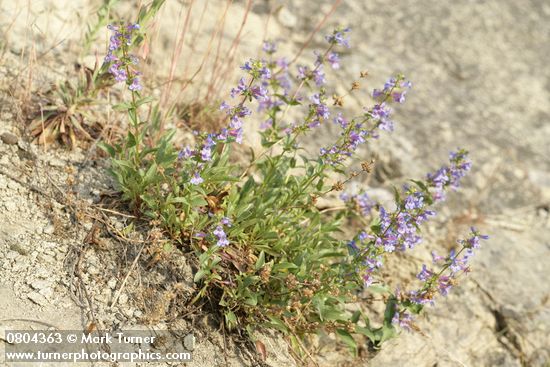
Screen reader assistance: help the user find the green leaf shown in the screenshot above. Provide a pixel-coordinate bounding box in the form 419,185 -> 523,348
244,293 -> 258,306
189,196 -> 207,207
143,162 -> 157,184
272,262 -> 298,272
224,311 -> 238,329
255,251 -> 265,271
266,316 -> 288,333
98,142 -> 116,157
379,324 -> 397,344
355,326 -> 377,344
336,329 -> 357,355
194,270 -> 207,282
126,131 -> 137,148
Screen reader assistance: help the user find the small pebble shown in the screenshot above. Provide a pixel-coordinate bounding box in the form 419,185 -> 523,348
27,291 -> 48,306
43,224 -> 55,235
1,132 -> 18,145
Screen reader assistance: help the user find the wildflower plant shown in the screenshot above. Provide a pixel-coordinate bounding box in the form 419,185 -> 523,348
29,0 -> 165,147
101,21 -> 488,358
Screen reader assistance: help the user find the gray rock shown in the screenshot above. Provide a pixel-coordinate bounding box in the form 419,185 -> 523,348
118,293 -> 128,305
27,291 -> 48,306
43,224 -> 55,235
184,333 -> 196,351
1,132 -> 18,145
29,279 -> 52,291
107,278 -> 117,289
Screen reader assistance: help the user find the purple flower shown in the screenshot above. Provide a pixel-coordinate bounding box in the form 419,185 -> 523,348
310,94 -> 330,120
372,89 -> 384,98
392,310 -> 414,331
109,34 -> 122,51
213,225 -> 229,247
327,52 -> 340,69
277,57 -> 289,69
240,61 -> 252,72
404,192 -> 424,211
277,73 -> 292,93
128,77 -> 142,91
461,227 -> 489,249
259,66 -> 271,80
370,103 -> 394,131
109,63 -> 127,82
220,217 -> 232,227
427,149 -> 472,200
417,264 -> 434,281
190,172 -> 203,185
325,27 -> 351,48
250,84 -> 269,101
372,76 -> 412,104
104,52 -> 118,62
333,113 -> 349,128
431,251 -> 445,264
262,40 -> 277,54
260,118 -> 273,130
178,146 -> 194,160
437,276 -> 453,296
297,65 -> 309,80
312,65 -> 326,86
391,91 -> 407,103
231,78 -> 247,98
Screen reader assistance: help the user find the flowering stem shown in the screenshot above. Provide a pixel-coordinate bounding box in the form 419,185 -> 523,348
238,45 -> 335,180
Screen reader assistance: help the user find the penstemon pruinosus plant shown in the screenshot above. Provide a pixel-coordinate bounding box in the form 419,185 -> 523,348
29,0 -> 165,147
101,22 -> 488,357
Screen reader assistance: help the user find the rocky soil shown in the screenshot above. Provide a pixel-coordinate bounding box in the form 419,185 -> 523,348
1,0 -> 550,366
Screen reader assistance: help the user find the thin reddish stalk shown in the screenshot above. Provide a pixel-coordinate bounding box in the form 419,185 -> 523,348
288,0 -> 342,66
204,0 -> 233,102
161,0 -> 194,111
171,0 -> 231,104
207,0 -> 252,102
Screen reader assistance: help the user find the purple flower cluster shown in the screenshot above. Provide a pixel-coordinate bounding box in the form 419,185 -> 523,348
296,64 -> 326,86
241,59 -> 271,80
391,308 -> 414,331
369,103 -> 394,132
347,231 -> 382,287
231,77 -> 268,101
426,149 -> 472,201
307,93 -> 330,128
212,217 -> 233,247
333,112 -> 349,128
320,122 -> 371,165
262,40 -> 277,54
409,228 -> 488,305
315,50 -> 341,70
340,191 -> 376,216
325,27 -> 351,48
213,226 -> 229,247
373,76 -> 412,103
219,102 -> 252,144
319,75 -> 409,166
375,191 -> 435,252
104,23 -> 142,91
190,172 -> 204,185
